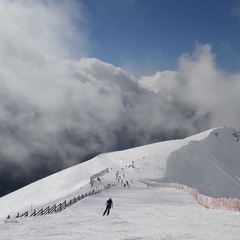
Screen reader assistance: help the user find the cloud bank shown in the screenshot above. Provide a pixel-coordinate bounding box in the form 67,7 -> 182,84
0,0 -> 240,195
140,44 -> 240,129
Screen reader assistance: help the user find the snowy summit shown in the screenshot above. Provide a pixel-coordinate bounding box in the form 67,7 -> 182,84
0,126 -> 240,239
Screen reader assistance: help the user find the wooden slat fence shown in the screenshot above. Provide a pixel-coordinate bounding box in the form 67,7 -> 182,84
90,168 -> 109,183
13,167 -> 110,219
15,188 -> 103,219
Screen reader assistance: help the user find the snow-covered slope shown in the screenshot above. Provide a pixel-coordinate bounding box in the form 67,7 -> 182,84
1,153 -> 240,240
0,126 -> 240,220
166,126 -> 240,198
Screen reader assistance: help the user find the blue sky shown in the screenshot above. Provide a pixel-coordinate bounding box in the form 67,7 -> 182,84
80,0 -> 240,74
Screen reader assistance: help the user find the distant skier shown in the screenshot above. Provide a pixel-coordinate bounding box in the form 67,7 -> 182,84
4,215 -> 11,223
102,198 -> 113,216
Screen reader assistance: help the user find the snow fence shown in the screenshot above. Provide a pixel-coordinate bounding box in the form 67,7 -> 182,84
15,168 -> 111,219
139,178 -> 240,212
90,168 -> 109,182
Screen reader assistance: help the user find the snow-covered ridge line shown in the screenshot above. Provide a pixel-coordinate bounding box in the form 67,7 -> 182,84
139,178 -> 240,212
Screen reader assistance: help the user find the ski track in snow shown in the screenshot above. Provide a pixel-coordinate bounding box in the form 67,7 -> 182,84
1,167 -> 240,240
207,156 -> 240,188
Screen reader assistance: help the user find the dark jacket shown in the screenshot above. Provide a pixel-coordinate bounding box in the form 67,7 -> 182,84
105,198 -> 113,208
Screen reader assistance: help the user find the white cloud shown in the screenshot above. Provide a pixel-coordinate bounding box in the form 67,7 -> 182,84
140,43 -> 240,129
0,0 -> 89,60
0,0 -> 240,188
178,43 -> 240,127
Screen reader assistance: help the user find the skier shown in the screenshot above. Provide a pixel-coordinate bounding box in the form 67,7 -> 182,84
102,198 -> 113,216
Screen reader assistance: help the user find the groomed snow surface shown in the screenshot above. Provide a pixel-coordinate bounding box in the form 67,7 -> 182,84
1,168 -> 240,240
0,126 -> 240,239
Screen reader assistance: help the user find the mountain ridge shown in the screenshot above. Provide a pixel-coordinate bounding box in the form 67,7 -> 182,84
0,126 -> 240,219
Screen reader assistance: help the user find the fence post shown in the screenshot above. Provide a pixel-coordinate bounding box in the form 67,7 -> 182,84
32,209 -> 36,217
